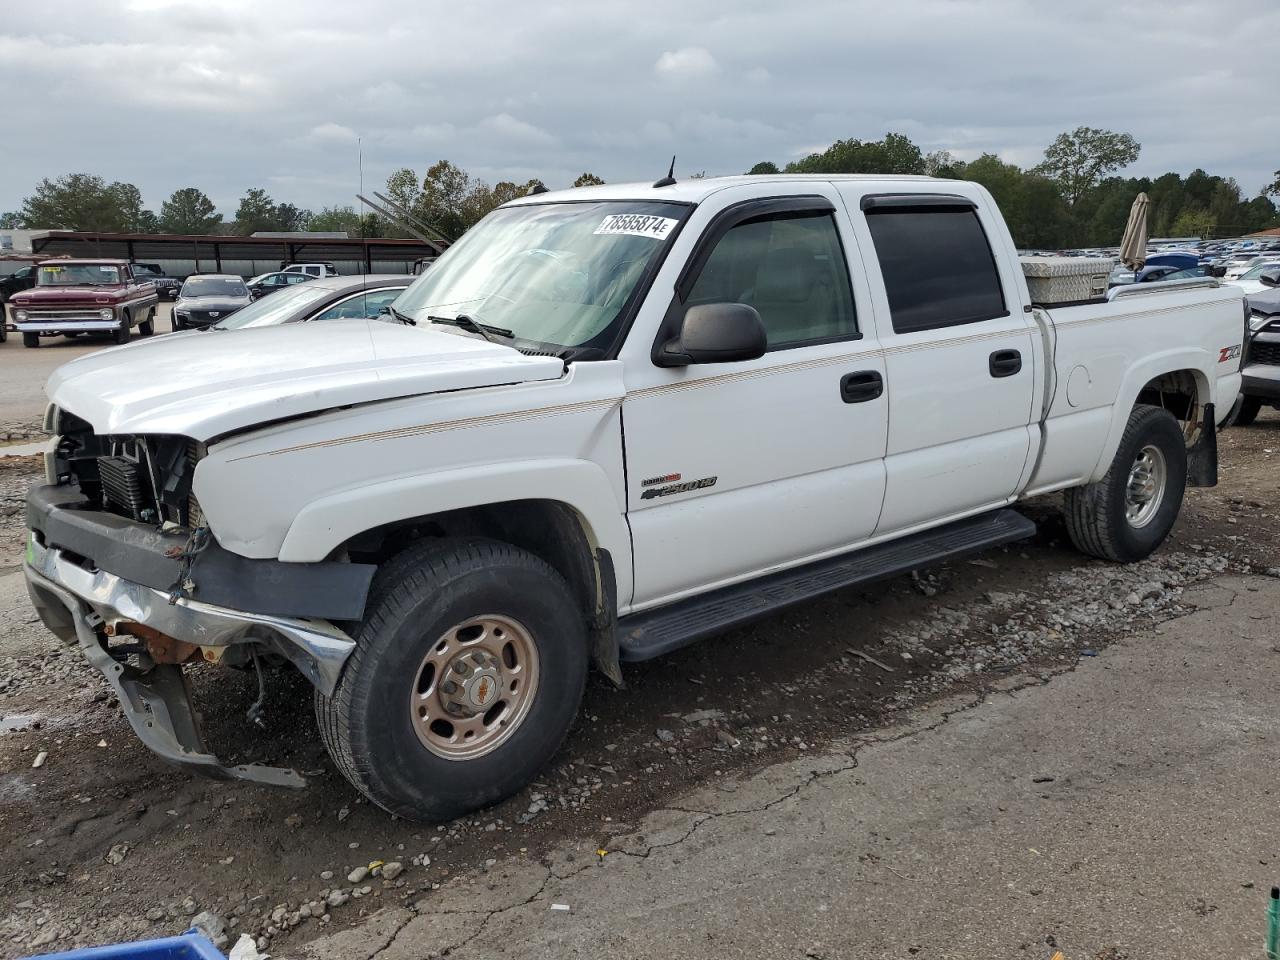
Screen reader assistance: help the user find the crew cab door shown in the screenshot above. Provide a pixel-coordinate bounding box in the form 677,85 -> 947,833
621,190 -> 888,610
841,188 -> 1037,533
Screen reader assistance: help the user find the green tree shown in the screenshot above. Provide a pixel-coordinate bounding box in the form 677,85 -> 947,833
1033,127 -> 1140,207
420,160 -> 475,240
746,161 -> 780,175
19,173 -> 152,231
924,150 -> 964,178
273,202 -> 313,232
307,205 -> 362,234
0,211 -> 22,228
572,173 -> 605,187
159,187 -> 221,234
233,188 -> 279,234
786,133 -> 925,175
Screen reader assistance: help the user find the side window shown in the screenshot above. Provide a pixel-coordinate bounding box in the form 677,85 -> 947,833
686,212 -> 858,350
362,289 -> 403,314
312,295 -> 368,322
864,206 -> 1007,334
287,274 -> 308,284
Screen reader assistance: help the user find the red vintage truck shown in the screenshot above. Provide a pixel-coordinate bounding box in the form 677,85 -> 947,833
8,259 -> 159,348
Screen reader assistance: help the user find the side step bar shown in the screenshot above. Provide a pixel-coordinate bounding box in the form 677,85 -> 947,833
618,508 -> 1036,662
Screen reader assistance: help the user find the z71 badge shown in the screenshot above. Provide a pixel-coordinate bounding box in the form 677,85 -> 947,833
640,476 -> 718,500
1219,344 -> 1242,363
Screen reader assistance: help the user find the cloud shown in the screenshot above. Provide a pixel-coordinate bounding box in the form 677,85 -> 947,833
477,113 -> 557,145
654,46 -> 719,82
307,123 -> 358,144
0,0 -> 1277,216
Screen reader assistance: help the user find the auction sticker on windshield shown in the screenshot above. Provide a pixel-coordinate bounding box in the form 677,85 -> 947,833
594,214 -> 679,240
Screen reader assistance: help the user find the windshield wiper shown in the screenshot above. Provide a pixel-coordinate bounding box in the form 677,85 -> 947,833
428,314 -> 513,343
386,305 -> 417,326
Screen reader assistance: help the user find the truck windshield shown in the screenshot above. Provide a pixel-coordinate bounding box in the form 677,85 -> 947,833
393,200 -> 689,351
182,278 -> 248,298
38,264 -> 120,286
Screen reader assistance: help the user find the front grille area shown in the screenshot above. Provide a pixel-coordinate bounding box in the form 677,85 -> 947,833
1249,341 -> 1280,366
98,455 -> 154,521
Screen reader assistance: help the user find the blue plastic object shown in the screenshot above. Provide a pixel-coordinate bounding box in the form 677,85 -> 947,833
21,932 -> 224,960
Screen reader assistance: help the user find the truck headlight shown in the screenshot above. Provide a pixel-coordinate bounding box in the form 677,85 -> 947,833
14,309 -> 27,321
98,308 -> 114,321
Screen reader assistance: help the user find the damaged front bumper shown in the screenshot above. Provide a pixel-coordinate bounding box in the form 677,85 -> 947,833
22,483 -> 376,787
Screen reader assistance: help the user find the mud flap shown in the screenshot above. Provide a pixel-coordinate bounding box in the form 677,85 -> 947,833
1187,402 -> 1218,488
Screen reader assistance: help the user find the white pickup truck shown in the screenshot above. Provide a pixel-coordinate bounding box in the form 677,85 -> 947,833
24,175 -> 1246,821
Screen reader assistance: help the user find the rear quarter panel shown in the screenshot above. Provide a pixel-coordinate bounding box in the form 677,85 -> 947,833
1027,284 -> 1244,493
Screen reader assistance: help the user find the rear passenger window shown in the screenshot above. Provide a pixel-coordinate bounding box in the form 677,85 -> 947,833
865,207 -> 1007,334
686,212 -> 858,349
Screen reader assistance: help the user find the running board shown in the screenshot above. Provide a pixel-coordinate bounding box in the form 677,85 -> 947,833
618,509 -> 1036,662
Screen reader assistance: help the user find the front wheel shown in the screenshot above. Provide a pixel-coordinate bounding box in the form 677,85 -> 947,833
1064,404 -> 1187,563
22,332 -> 38,348
316,538 -> 588,822
112,314 -> 131,345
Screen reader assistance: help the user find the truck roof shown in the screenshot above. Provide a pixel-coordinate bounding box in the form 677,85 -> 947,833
505,173 -> 946,207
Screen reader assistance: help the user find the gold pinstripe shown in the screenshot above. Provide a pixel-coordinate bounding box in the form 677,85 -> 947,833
232,296 -> 1236,459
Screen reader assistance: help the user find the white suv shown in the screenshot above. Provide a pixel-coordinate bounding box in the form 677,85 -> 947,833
281,262 -> 338,278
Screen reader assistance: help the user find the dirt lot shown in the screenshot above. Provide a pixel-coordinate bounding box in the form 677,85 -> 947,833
0,411 -> 1277,957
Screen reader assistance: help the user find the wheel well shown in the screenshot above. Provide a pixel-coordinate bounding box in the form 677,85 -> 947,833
336,499 -> 620,680
1136,369 -> 1205,446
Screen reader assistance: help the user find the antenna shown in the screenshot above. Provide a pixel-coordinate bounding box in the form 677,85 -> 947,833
358,136 -> 366,286
653,156 -> 676,188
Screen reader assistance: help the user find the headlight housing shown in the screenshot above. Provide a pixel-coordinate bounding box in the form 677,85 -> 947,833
1251,311 -> 1271,331
98,308 -> 114,321
14,309 -> 27,321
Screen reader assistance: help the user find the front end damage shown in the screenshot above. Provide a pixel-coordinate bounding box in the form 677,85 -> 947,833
23,411 -> 376,786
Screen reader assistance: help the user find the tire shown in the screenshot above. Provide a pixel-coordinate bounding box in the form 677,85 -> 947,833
1063,404 -> 1187,563
316,537 -> 588,822
140,309 -> 154,337
1232,396 -> 1263,427
172,317 -> 184,332
22,332 -> 38,348
113,314 -> 131,345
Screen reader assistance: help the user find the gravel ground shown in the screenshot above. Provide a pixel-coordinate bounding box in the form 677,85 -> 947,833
0,412 -> 1276,956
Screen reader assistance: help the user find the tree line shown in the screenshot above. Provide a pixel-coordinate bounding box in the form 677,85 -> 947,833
748,128 -> 1280,247
2,128 -> 1276,249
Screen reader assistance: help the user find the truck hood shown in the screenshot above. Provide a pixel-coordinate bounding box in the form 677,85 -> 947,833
12,285 -> 127,305
48,318 -> 566,440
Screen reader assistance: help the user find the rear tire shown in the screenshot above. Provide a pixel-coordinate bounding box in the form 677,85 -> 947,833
1232,396 -> 1263,427
1063,404 -> 1187,563
113,315 -> 131,345
22,332 -> 38,348
316,537 -> 588,822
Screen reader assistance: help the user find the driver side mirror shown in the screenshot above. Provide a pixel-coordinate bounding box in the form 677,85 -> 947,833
1260,268 -> 1280,288
655,302 -> 768,367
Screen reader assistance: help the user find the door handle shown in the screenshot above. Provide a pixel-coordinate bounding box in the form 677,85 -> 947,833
840,370 -> 883,403
989,349 -> 1022,378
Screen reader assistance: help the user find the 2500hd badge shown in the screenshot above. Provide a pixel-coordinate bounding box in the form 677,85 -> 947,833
640,476 -> 718,499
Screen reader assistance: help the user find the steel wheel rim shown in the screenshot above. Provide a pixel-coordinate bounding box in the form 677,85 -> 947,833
409,614 -> 541,761
1124,443 -> 1167,529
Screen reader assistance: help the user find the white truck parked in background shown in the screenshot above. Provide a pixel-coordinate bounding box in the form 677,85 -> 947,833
24,175 -> 1246,822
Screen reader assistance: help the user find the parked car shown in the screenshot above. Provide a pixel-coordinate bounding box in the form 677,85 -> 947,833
1231,270 -> 1280,425
246,271 -> 313,300
23,175 -> 1243,822
7,259 -> 158,347
0,264 -> 38,303
1227,260 -> 1280,296
130,263 -> 183,300
280,262 -> 338,278
214,275 -> 410,329
172,275 -> 252,330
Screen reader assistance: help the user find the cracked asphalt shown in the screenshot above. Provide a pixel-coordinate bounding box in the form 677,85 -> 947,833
305,574 -> 1280,960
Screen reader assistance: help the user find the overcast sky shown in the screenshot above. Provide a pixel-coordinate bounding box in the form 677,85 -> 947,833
2,0 -> 1276,219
